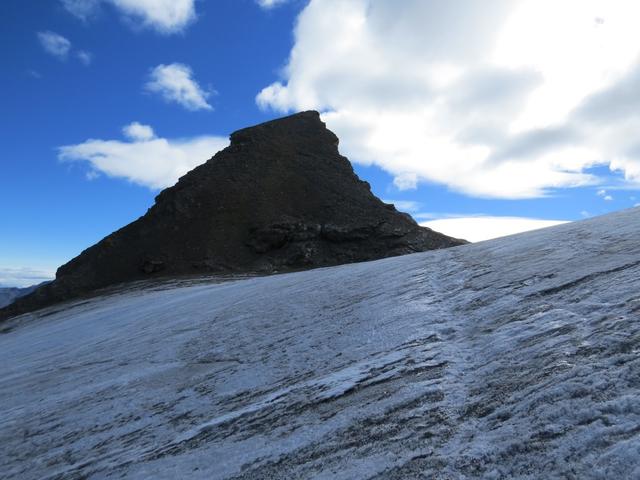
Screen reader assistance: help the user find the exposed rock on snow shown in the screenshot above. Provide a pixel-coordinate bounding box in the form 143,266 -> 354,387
2,208 -> 640,479
1,111 -> 463,320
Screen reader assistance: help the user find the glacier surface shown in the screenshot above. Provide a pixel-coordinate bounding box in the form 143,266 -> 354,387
1,208 -> 640,479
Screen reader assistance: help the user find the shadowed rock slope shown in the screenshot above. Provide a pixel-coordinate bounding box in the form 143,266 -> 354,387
2,111 -> 463,319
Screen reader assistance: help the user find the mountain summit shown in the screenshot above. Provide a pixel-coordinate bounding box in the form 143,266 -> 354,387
3,111 -> 463,318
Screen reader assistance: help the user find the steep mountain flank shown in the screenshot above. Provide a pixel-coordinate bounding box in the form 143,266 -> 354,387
2,111 -> 463,319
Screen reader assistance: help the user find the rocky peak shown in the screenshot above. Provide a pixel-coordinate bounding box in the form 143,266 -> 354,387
230,110 -> 339,149
1,111 -> 465,320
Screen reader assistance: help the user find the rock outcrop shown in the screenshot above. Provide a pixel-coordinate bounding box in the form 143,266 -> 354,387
2,111 -> 464,319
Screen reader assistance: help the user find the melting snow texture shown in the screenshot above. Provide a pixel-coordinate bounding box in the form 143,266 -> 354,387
1,208 -> 640,479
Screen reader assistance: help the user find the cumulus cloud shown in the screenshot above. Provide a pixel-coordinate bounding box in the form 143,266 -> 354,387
123,121 -> 155,141
0,267 -> 55,288
59,122 -> 228,189
60,0 -> 196,34
146,63 -> 213,111
37,31 -> 71,59
258,0 -> 640,198
421,216 -> 569,243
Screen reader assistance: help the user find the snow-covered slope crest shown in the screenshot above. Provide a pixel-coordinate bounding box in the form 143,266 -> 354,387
2,208 -> 640,479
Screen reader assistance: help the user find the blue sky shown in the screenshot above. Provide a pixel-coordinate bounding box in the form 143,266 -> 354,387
1,0 -> 639,286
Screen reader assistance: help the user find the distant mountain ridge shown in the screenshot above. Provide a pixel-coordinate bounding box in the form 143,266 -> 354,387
0,283 -> 45,309
1,111 -> 464,319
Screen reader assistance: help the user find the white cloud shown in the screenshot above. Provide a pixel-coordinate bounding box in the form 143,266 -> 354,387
37,31 -> 92,66
393,173 -> 418,191
37,31 -> 71,59
258,0 -> 640,199
76,50 -> 93,65
123,121 -> 155,141
60,0 -> 100,21
60,0 -> 196,34
111,0 -> 196,33
597,189 -> 613,201
146,63 -> 213,111
257,0 -> 289,9
421,216 -> 569,243
382,199 -> 421,213
0,267 -> 55,288
59,122 -> 228,189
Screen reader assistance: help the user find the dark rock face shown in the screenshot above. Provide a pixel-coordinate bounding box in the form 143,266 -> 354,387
2,111 -> 464,319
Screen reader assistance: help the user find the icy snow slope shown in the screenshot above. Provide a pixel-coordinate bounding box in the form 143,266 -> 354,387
2,209 -> 640,479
